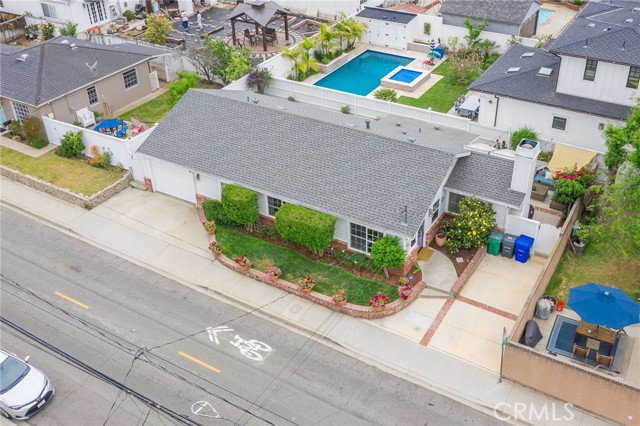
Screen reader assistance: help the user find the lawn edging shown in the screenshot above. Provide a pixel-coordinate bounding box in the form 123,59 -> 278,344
0,165 -> 131,209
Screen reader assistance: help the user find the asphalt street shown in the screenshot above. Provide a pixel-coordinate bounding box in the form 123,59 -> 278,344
0,206 -> 498,425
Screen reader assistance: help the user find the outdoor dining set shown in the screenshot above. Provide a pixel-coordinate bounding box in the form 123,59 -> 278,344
242,27 -> 277,47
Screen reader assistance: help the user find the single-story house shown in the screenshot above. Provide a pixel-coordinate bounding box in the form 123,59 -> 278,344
135,89 -> 538,272
440,0 -> 542,38
0,36 -> 167,125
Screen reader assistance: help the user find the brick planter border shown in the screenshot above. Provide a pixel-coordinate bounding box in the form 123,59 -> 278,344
196,195 -> 424,319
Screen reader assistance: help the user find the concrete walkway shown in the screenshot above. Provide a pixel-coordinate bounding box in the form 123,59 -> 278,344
0,179 -> 612,425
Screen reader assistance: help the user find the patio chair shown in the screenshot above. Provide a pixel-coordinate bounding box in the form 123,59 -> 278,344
243,29 -> 255,46
595,353 -> 613,369
76,107 -> 96,128
573,343 -> 589,359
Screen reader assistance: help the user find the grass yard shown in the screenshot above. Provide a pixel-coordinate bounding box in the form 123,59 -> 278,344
215,226 -> 400,306
396,60 -> 486,112
0,147 -> 125,196
118,91 -> 173,124
545,240 -> 640,303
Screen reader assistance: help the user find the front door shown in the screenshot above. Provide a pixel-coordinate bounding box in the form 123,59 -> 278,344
416,221 -> 425,248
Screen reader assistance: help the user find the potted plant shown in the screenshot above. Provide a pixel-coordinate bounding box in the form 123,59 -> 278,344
298,275 -> 315,293
266,266 -> 282,282
398,284 -> 412,300
234,255 -> 252,271
331,290 -> 347,306
369,294 -> 389,312
435,225 -> 447,247
203,221 -> 217,235
209,241 -> 222,256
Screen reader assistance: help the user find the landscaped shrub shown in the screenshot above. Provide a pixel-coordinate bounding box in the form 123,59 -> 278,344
552,178 -> 586,205
510,127 -> 538,150
57,131 -> 85,158
123,10 -> 137,21
169,71 -> 201,106
246,68 -> 272,94
537,151 -> 553,162
7,120 -> 22,137
340,105 -> 351,114
22,116 -> 43,143
88,145 -> 112,168
203,199 -> 237,226
370,236 -> 406,277
221,184 -> 259,228
39,20 -> 55,40
59,21 -> 78,37
275,203 -> 336,255
446,197 -> 495,253
30,137 -> 48,149
373,88 -> 398,102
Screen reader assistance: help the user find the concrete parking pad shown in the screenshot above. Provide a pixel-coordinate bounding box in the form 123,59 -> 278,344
375,298 -> 446,342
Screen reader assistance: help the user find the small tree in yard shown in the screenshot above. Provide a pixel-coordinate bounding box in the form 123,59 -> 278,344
57,131 -> 85,158
246,68 -> 272,94
446,197 -> 495,254
186,46 -> 215,83
143,14 -> 172,46
203,37 -> 251,85
169,71 -> 201,106
370,236 -> 406,278
39,21 -> 55,40
446,36 -> 484,84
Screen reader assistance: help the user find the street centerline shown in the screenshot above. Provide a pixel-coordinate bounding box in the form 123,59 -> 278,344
54,291 -> 89,309
179,351 -> 221,373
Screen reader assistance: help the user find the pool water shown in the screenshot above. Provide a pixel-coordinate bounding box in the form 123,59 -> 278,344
538,9 -> 554,26
314,50 -> 413,96
390,69 -> 422,83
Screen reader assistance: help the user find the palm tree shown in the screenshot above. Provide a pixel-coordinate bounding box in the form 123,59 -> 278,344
316,23 -> 338,58
281,46 -> 301,80
343,18 -> 367,51
297,37 -> 319,79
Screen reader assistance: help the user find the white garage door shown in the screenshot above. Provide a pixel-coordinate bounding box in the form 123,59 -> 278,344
151,160 -> 195,203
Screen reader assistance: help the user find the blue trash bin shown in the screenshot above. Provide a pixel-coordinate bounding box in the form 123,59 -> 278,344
515,235 -> 535,263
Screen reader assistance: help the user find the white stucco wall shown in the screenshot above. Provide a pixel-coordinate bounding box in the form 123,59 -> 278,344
356,17 -> 411,50
556,55 -> 639,106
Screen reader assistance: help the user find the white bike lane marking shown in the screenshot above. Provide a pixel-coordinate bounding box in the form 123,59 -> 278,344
207,326 -> 273,361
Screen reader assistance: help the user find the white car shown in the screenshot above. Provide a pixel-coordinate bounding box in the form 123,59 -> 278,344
0,348 -> 55,420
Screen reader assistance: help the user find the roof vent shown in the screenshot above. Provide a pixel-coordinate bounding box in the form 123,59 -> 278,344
633,7 -> 640,12
60,39 -> 70,44
252,98 -> 259,104
506,67 -> 521,73
604,26 -> 611,31
625,19 -> 633,23
16,53 -> 28,62
407,137 -> 416,143
70,43 -> 78,50
538,67 -> 553,76
587,23 -> 595,28
521,52 -> 534,58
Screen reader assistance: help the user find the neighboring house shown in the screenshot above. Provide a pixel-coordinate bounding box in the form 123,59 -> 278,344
0,37 -> 166,125
439,0 -> 541,38
135,89 -> 537,272
469,1 -> 639,154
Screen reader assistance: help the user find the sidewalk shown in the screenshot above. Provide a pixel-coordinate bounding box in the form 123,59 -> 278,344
0,178 -> 612,425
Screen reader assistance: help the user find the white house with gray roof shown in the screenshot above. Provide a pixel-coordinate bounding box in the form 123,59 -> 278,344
135,89 -> 537,269
469,0 -> 639,154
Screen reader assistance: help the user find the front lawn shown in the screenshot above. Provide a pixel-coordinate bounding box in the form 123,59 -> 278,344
396,60 -> 486,112
215,226 -> 400,306
545,240 -> 640,303
0,147 -> 125,196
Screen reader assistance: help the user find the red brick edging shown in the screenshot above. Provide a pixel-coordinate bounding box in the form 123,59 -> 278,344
450,246 -> 487,296
457,295 -> 518,321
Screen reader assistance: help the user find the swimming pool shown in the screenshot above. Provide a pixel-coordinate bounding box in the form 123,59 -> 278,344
314,50 -> 414,96
538,9 -> 554,26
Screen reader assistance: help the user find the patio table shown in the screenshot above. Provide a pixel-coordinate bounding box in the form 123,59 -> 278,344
575,320 -> 616,355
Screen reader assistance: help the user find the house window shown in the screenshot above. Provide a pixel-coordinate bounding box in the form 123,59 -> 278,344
267,196 -> 284,216
87,86 -> 99,105
41,3 -> 58,19
87,0 -> 107,24
627,66 -> 640,88
583,59 -> 597,81
123,69 -> 138,89
12,102 -> 30,121
552,116 -> 567,130
350,223 -> 382,253
447,193 -> 466,214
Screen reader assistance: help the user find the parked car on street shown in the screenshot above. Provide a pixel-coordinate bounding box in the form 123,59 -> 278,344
0,348 -> 55,420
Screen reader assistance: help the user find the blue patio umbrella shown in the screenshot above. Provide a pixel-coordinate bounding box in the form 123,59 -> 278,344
568,283 -> 640,330
428,50 -> 443,58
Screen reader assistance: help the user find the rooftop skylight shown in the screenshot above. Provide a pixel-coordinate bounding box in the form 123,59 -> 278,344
538,67 -> 553,76
507,67 -> 521,73
521,52 -> 534,58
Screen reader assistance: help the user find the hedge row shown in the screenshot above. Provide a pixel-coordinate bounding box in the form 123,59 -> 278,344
275,203 -> 336,255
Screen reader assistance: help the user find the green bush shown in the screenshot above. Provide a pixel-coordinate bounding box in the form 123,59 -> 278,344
39,20 -> 55,40
7,120 -> 22,137
22,116 -> 43,142
57,131 -> 85,158
510,126 -> 538,150
340,105 -> 351,114
552,178 -> 586,205
123,10 -> 137,21
221,185 -> 259,227
446,197 -> 495,253
537,151 -> 553,162
373,88 -> 398,102
370,236 -> 406,277
30,136 -> 48,149
59,21 -> 78,37
169,71 -> 201,106
275,203 -> 336,255
203,199 -> 237,226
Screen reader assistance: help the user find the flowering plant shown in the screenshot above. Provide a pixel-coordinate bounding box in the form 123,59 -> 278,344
298,275 -> 315,290
209,241 -> 222,256
267,266 -> 282,279
369,294 -> 389,308
398,277 -> 409,286
331,290 -> 347,304
203,221 -> 217,234
234,255 -> 251,268
398,285 -> 412,300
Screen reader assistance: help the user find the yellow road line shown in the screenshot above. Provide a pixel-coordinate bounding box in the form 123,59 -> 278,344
54,291 -> 89,309
179,351 -> 220,373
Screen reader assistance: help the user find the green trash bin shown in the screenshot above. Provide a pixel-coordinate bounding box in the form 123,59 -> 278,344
488,231 -> 504,256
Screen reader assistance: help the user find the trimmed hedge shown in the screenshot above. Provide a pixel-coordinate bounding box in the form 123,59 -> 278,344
203,199 -> 237,226
221,185 -> 259,226
275,203 -> 336,255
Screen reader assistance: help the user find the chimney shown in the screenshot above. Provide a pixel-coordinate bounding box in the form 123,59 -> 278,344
511,139 -> 541,217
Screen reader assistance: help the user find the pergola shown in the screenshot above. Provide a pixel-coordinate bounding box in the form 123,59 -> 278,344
228,0 -> 290,52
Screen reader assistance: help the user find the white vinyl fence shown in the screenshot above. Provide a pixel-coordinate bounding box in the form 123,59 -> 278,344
504,214 -> 561,257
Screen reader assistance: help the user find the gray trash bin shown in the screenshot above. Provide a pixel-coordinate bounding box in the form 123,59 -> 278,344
535,299 -> 551,320
501,233 -> 517,258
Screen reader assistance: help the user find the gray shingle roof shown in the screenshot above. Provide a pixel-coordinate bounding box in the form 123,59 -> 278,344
0,44 -> 23,55
445,152 -> 525,208
547,1 -> 640,65
356,7 -> 417,24
440,0 -> 540,25
228,1 -> 288,27
0,37 -> 165,106
469,44 -> 632,120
